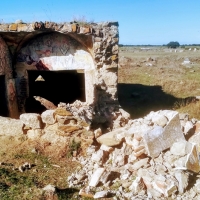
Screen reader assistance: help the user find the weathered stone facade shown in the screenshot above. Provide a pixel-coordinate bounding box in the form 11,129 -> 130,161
0,21 -> 122,127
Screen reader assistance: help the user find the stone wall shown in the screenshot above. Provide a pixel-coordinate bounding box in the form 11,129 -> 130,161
0,21 -> 124,128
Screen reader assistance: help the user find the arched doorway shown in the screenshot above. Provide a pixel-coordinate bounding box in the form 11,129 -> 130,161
15,32 -> 95,114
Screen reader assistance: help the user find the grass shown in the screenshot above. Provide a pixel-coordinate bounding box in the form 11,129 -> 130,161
118,46 -> 200,119
0,135 -> 83,199
1,46 -> 200,199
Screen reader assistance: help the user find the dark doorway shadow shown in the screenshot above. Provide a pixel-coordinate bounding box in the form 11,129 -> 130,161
25,70 -> 85,114
0,76 -> 8,117
118,83 -> 197,119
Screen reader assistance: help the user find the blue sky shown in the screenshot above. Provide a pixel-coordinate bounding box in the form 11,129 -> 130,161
1,0 -> 200,45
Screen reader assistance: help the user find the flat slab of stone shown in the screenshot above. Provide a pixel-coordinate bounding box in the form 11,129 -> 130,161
41,110 -> 56,125
96,128 -> 126,147
0,116 -> 23,135
143,112 -> 185,158
20,113 -> 42,129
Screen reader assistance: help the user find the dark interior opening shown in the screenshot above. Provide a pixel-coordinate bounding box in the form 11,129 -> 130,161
0,75 -> 8,117
25,70 -> 85,113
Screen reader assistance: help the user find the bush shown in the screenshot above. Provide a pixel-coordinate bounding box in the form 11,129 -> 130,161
167,41 -> 180,48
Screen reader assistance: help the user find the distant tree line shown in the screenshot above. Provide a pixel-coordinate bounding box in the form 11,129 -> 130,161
119,43 -> 200,47
163,41 -> 180,48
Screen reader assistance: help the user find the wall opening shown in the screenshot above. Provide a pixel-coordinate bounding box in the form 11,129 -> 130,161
0,75 -> 8,116
25,70 -> 85,113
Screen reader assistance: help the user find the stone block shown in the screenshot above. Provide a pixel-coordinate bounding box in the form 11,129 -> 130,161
41,110 -> 56,125
27,129 -> 42,139
41,124 -> 68,144
143,113 -> 185,158
112,44 -> 119,54
71,24 -> 77,32
20,113 -> 42,129
89,168 -> 105,187
184,121 -> 194,134
9,24 -> 17,31
96,127 -> 126,146
93,191 -> 108,199
102,71 -> 117,86
17,24 -> 28,31
0,24 -> 9,31
79,26 -> 91,34
152,114 -> 168,127
57,125 -> 81,136
186,143 -> 200,173
54,107 -> 72,116
94,37 -> 102,42
0,116 -> 23,135
194,121 -> 200,133
174,171 -> 188,194
61,24 -> 72,32
171,141 -> 200,173
170,141 -> 188,156
56,115 -> 75,125
111,55 -> 118,61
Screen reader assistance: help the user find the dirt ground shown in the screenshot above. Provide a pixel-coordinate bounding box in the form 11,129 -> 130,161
118,46 -> 200,119
1,46 -> 200,199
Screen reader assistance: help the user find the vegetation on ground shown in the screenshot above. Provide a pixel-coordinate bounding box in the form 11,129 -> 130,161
0,46 -> 200,199
119,46 -> 200,119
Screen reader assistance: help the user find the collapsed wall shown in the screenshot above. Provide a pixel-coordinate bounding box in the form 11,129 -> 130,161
0,20 -> 127,128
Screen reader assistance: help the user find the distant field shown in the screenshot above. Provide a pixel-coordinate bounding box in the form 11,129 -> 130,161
118,46 -> 200,119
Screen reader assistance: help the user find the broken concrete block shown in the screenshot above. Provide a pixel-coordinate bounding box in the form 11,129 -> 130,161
131,158 -> 149,171
133,147 -> 146,157
20,113 -> 42,129
174,171 -> 189,194
27,129 -> 42,139
56,115 -> 75,125
89,168 -> 105,187
127,123 -> 152,139
152,180 -> 177,197
143,113 -> 185,158
194,121 -> 200,134
0,116 -> 23,135
96,128 -> 126,146
170,141 -> 188,156
184,121 -> 194,134
100,144 -> 113,152
152,113 -> 168,127
93,190 -> 108,199
165,182 -> 177,197
91,150 -> 104,163
129,177 -> 145,194
41,124 -> 68,144
125,137 -> 139,149
186,143 -> 200,173
94,128 -> 102,138
189,133 -> 200,151
41,110 -> 56,125
174,156 -> 188,169
172,141 -> 200,172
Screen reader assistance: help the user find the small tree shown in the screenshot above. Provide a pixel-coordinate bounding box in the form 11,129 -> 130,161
167,41 -> 180,48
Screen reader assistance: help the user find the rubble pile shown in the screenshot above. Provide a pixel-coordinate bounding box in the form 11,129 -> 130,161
20,104 -> 94,148
68,110 -> 200,199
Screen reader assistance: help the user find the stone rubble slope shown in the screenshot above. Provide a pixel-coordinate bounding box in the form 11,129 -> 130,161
67,110 -> 200,199
1,103 -> 200,199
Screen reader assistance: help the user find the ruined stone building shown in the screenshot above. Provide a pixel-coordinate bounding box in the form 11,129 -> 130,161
0,21 -> 121,127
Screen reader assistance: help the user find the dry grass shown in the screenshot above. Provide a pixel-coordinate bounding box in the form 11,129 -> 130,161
1,46 -> 200,199
118,46 -> 200,119
0,135 -> 84,199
